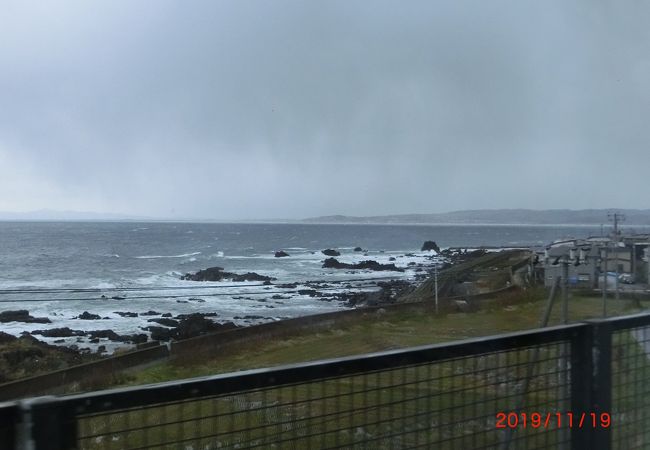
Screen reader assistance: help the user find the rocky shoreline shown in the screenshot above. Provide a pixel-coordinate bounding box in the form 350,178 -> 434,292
0,243 -> 448,369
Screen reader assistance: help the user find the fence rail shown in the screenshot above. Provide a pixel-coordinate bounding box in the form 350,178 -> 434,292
4,313 -> 650,449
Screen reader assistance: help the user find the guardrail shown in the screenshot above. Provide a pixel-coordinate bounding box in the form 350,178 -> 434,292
3,313 -> 650,449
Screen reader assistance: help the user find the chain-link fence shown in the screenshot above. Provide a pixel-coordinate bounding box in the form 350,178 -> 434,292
4,313 -> 650,449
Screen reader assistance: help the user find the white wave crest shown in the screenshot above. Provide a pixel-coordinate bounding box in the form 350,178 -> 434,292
135,252 -> 202,259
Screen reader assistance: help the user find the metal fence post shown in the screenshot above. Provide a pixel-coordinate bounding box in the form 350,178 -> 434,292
572,320 -> 612,450
571,324 -> 593,449
0,403 -> 19,450
590,320 -> 612,450
20,397 -> 77,450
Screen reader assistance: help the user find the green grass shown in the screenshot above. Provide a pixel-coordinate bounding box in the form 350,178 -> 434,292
122,289 -> 644,386
76,341 -> 577,449
69,290 -> 649,449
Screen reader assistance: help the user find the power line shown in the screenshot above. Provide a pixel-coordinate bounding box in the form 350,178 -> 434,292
0,283 -> 394,303
0,276 -> 404,295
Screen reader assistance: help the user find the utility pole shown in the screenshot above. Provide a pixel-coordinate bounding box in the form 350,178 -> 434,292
609,212 -> 625,301
561,258 -> 569,324
602,245 -> 608,317
558,253 -> 573,450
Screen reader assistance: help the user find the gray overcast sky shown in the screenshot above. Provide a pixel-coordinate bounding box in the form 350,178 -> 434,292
1,1 -> 649,220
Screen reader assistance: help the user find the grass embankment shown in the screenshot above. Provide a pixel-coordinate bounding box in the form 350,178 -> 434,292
123,288 -> 644,386
72,290 -> 649,449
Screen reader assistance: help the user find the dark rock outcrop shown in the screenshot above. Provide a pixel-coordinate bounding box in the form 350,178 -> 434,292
123,333 -> 148,344
421,241 -> 441,252
144,326 -> 175,341
322,258 -> 404,272
0,332 -> 17,344
142,315 -> 237,341
182,267 -> 276,282
274,251 -> 290,258
176,312 -> 219,319
334,279 -> 414,307
353,247 -> 363,252
148,318 -> 180,327
77,311 -> 101,320
322,249 -> 341,256
88,330 -> 121,341
297,289 -> 320,297
0,310 -> 51,324
114,311 -> 138,317
175,315 -> 233,340
32,327 -> 84,338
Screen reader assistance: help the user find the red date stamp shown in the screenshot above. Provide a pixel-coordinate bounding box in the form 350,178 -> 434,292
496,412 -> 611,429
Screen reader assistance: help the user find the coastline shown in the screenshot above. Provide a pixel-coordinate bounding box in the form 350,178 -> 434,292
0,247 -> 445,356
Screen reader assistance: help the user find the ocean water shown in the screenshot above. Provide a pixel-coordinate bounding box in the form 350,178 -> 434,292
0,221 -> 642,350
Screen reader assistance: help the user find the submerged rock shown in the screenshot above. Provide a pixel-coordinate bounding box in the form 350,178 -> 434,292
274,251 -> 290,258
353,247 -> 363,252
322,249 -> 341,257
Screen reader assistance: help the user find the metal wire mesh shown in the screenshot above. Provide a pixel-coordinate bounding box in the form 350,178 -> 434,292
612,325 -> 650,449
14,315 -> 650,449
71,343 -> 571,450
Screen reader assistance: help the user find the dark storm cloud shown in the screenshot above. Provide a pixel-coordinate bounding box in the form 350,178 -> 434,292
1,1 -> 649,219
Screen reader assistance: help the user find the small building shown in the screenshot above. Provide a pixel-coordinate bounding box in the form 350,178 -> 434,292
544,240 -> 601,288
543,235 -> 638,288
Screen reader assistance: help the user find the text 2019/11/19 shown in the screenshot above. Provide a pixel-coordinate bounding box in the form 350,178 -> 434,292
496,412 -> 611,429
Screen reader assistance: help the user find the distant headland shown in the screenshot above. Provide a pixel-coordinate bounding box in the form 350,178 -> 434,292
302,209 -> 650,226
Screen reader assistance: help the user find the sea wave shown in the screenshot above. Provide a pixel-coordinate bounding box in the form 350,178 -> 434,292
135,252 -> 202,259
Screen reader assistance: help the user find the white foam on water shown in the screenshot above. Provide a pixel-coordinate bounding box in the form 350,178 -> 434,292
90,282 -> 117,290
0,242 -> 445,353
132,273 -> 187,286
135,252 -> 202,259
